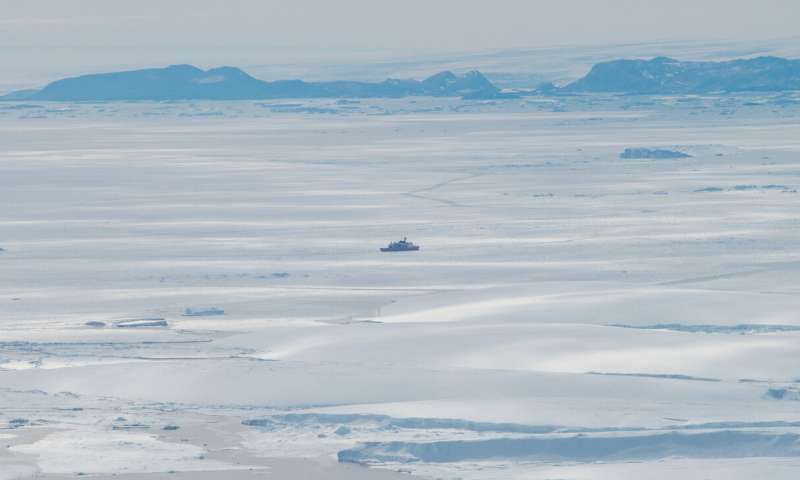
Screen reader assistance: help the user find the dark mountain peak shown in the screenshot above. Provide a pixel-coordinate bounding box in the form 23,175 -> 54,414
422,71 -> 458,88
650,56 -> 677,64
563,56 -> 800,94
460,70 -> 494,89
748,55 -> 785,63
29,64 -> 268,101
195,67 -> 260,85
422,70 -> 496,96
6,65 -> 504,101
425,71 -> 457,79
206,66 -> 253,77
166,64 -> 204,73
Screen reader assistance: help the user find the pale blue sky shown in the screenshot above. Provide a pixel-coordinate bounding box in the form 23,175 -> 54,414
1,0 -> 798,91
3,0 -> 798,50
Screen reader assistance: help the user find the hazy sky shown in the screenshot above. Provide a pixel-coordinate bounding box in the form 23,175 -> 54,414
1,0 -> 798,90
4,0 -> 798,50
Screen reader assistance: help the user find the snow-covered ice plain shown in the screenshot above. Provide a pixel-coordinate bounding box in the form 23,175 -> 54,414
2,92 -> 800,479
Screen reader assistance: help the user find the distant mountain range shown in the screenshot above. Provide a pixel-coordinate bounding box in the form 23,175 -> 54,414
3,65 -> 506,101
560,56 -> 800,94
4,56 -> 800,101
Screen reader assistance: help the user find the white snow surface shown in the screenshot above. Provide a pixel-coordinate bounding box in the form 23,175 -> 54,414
2,93 -> 800,479
11,429 -> 237,474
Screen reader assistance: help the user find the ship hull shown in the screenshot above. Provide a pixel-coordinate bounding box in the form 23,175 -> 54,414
380,246 -> 420,252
